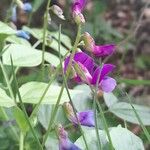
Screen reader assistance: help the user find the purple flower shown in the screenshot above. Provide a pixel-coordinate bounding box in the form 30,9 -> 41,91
72,110 -> 95,127
64,102 -> 95,127
82,32 -> 116,57
16,30 -> 30,40
58,125 -> 81,150
72,0 -> 86,24
64,52 -> 116,92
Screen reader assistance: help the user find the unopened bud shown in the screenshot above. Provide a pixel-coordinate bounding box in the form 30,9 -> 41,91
81,32 -> 95,52
63,102 -> 75,120
51,5 -> 65,20
74,13 -> 85,25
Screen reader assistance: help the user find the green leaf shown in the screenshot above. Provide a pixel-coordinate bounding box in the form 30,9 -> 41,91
0,21 -> 16,36
23,26 -> 69,55
0,88 -> 15,108
75,127 -> 109,150
6,36 -> 31,47
2,44 -> 42,67
2,43 -> 60,67
109,102 -> 150,125
75,126 -> 144,150
18,82 -> 83,105
38,105 -> 68,130
44,51 -> 60,67
103,92 -> 118,107
45,132 -> 59,150
109,126 -> 144,150
50,32 -> 72,49
13,107 -> 29,134
72,84 -> 93,112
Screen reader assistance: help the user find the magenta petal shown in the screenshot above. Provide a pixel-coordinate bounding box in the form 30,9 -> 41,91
91,64 -> 115,85
72,0 -> 86,13
77,110 -> 95,127
64,56 -> 70,73
83,57 -> 95,74
74,52 -> 89,63
100,64 -> 116,80
100,77 -> 116,92
91,67 -> 101,85
93,44 -> 116,57
64,52 -> 88,73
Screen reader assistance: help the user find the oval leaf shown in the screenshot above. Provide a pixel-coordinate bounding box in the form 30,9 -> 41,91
0,88 -> 15,108
109,102 -> 150,125
2,44 -> 42,67
18,82 -> 83,105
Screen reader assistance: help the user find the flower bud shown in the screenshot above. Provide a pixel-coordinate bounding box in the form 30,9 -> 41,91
51,5 -> 65,20
57,124 -> 81,150
81,32 -> 95,52
63,102 -> 75,121
74,13 -> 85,25
74,61 -> 92,84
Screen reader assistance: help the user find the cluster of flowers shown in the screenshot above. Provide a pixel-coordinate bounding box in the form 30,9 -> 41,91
59,0 -> 117,150
10,1 -> 116,149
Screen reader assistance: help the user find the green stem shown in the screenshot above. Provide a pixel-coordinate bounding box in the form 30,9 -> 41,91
93,94 -> 102,149
30,65 -> 60,119
96,101 -> 114,150
41,0 -> 51,79
9,67 -> 19,84
0,60 -> 17,104
42,83 -> 65,146
58,25 -> 89,150
19,132 -> 24,150
10,58 -> 43,150
42,24 -> 82,146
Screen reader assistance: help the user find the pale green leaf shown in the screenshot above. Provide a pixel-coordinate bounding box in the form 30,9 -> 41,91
109,102 -> 150,125
109,126 -> 144,150
103,92 -> 118,107
0,88 -> 15,108
2,44 -> 42,67
72,84 -> 93,112
18,82 -> 83,105
6,36 -> 31,47
0,21 -> 16,35
38,105 -> 68,130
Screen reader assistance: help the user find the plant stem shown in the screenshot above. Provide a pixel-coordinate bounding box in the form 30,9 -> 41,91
41,0 -> 51,79
93,93 -> 102,149
42,83 -> 65,146
0,60 -> 17,105
30,65 -> 60,119
19,132 -> 24,150
96,101 -> 114,150
58,25 -> 89,150
10,58 -> 43,150
42,24 -> 82,146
